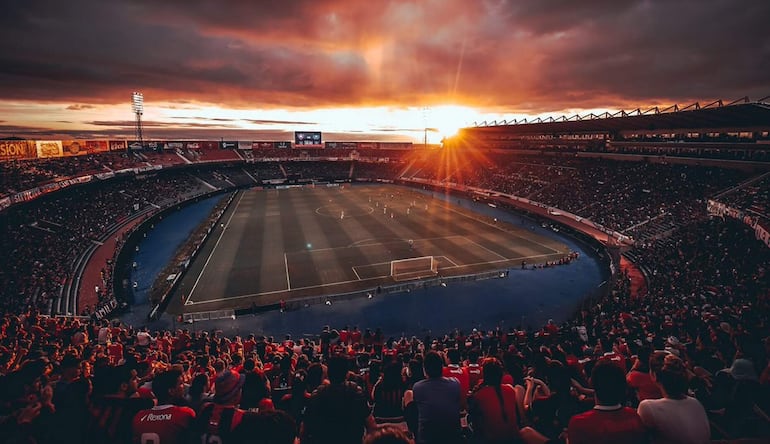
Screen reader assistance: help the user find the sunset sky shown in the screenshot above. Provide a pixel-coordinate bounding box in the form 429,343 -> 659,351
0,0 -> 768,143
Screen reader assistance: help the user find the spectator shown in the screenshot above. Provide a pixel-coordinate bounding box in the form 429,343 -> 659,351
407,350 -> 463,444
567,361 -> 647,444
301,355 -> 376,444
193,369 -> 246,444
132,369 -> 196,444
638,352 -> 710,444
87,364 -> 154,444
468,357 -> 524,443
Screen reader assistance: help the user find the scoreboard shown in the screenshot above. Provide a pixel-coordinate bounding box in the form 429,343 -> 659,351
294,131 -> 322,148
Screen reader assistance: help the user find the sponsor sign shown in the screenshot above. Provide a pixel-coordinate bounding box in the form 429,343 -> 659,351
93,298 -> 119,320
184,142 -> 200,150
109,140 -> 127,151
85,140 -> 109,153
325,141 -> 359,149
220,141 -> 237,149
238,141 -> 253,150
0,140 -> 36,160
379,142 -> 413,150
275,141 -> 291,149
357,142 -> 378,149
708,199 -> 770,249
253,141 -> 274,149
35,140 -> 63,158
167,142 -> 184,150
62,140 -> 110,156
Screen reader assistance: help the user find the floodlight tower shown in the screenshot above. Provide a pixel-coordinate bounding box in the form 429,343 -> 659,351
132,92 -> 144,150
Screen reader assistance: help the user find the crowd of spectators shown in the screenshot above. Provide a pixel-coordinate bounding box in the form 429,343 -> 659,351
409,152 -> 751,242
717,173 -> 770,220
0,153 -> 145,197
0,172 -> 206,316
1,213 -> 768,443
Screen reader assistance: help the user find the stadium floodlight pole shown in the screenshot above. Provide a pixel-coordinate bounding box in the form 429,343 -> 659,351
132,92 -> 144,151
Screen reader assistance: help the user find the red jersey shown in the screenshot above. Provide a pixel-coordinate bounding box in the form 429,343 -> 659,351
469,385 -> 521,443
626,370 -> 662,402
194,403 -> 245,444
567,406 -> 647,444
132,404 -> 196,444
467,364 -> 482,391
443,364 -> 470,398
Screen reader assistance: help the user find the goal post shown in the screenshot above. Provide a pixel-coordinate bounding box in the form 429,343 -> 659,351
390,256 -> 438,281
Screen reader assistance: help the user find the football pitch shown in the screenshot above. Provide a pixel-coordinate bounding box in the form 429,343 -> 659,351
170,185 -> 570,313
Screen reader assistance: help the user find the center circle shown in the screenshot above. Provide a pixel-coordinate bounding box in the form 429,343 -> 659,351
315,204 -> 375,217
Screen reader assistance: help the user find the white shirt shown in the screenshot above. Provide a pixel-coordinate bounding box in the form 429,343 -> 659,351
637,396 -> 710,444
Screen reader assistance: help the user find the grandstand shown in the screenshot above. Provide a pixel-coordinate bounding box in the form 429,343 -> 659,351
1,97 -> 769,443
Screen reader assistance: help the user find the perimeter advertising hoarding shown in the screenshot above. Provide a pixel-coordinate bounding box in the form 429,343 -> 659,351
61,140 -> 110,156
184,142 -> 201,150
35,141 -> 63,158
238,141 -> 253,150
252,142 -> 274,149
220,141 -> 237,149
109,140 -> 127,151
294,131 -> 322,148
0,140 -> 37,161
356,142 -> 414,150
275,141 -> 291,149
325,141 -> 359,149
166,142 -> 184,150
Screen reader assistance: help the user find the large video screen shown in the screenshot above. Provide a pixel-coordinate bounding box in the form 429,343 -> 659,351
294,131 -> 322,148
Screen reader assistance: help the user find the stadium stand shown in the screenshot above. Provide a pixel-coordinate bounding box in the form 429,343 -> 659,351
1,98 -> 769,442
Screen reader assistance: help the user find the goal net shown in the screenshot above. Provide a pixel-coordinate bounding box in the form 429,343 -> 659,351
390,256 -> 438,282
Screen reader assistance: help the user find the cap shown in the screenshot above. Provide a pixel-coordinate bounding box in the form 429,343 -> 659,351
724,359 -> 758,381
214,369 -> 245,403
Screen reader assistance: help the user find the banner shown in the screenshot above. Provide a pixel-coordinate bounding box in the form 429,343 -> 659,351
220,141 -> 237,149
275,141 -> 291,149
238,141 -> 253,150
166,142 -> 184,150
109,140 -> 127,151
358,142 -> 379,149
184,142 -> 201,150
379,142 -> 413,150
35,140 -> 63,158
325,141 -> 359,149
85,140 -> 110,153
707,199 -> 770,249
0,140 -> 36,161
253,141 -> 274,149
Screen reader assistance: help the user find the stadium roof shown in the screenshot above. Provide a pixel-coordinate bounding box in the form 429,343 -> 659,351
465,99 -> 770,136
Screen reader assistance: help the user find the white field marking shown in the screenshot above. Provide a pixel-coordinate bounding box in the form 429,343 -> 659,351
185,191 -> 245,305
352,267 -> 362,280
284,253 -> 291,290
347,235 -> 465,249
464,237 -> 508,261
440,255 -> 460,267
191,251 -> 564,305
314,205 -> 374,217
443,204 -> 560,254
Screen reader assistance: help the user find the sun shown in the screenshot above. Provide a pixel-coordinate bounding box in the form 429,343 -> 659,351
429,105 -> 474,140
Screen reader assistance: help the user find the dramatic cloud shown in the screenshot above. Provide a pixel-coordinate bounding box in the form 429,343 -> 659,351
0,0 -> 767,137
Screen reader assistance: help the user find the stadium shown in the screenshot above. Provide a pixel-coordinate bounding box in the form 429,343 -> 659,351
2,96 -> 770,442
4,0 -> 770,439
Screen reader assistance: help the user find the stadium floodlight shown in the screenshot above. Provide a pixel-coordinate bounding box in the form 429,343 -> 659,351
132,92 -> 144,115
132,92 -> 144,150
